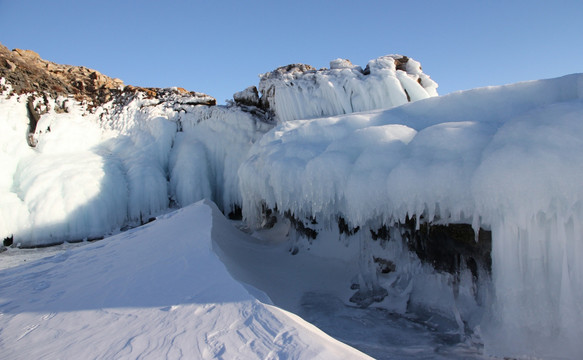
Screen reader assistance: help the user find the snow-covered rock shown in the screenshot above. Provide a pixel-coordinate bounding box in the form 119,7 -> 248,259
0,43 -> 215,108
258,55 -> 438,122
233,85 -> 260,107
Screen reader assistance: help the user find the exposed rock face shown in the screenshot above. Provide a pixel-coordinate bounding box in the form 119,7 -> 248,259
1,44 -> 123,104
233,85 -> 260,107
403,221 -> 491,279
257,63 -> 317,111
0,43 -> 216,107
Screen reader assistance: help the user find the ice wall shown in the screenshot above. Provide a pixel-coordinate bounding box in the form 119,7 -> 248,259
170,105 -> 272,211
258,55 -> 438,122
239,73 -> 583,358
0,85 -> 270,247
241,74 -> 583,227
0,83 -> 39,242
473,101 -> 583,358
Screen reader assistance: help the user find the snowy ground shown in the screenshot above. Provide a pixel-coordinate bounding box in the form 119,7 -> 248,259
212,206 -> 488,359
0,201 -> 490,359
0,201 -> 371,359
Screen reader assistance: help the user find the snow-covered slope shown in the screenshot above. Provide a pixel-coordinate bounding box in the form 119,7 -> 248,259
0,200 -> 371,359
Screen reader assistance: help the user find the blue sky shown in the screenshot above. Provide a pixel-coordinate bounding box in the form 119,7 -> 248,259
1,0 -> 582,104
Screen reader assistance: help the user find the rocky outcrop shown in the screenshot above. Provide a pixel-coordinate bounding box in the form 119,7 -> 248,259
0,43 -> 216,108
1,44 -> 123,103
401,220 -> 491,279
257,63 -> 317,110
233,85 -> 260,107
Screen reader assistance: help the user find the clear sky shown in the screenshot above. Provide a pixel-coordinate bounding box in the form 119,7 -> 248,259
1,0 -> 582,104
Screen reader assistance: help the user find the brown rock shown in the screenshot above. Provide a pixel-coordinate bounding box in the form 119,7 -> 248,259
13,48 -> 41,60
0,42 -> 216,108
5,59 -> 16,71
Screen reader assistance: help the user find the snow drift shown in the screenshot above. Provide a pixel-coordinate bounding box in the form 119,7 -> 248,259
0,200 -> 370,359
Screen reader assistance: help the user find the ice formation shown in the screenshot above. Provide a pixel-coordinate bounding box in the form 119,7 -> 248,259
241,74 -> 583,227
258,55 -> 438,122
0,81 -> 272,246
1,54 -> 433,247
239,73 -> 583,358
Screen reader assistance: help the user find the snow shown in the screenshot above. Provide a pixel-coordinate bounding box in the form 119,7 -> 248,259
258,55 -> 438,122
0,199 -> 486,359
0,200 -> 371,359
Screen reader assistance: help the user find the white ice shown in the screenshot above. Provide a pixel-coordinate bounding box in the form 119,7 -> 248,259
258,55 -> 438,122
239,73 -> 583,358
0,88 -> 271,246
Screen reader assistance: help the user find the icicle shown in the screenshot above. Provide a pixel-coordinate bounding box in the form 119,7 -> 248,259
348,225 -> 388,307
471,212 -> 481,243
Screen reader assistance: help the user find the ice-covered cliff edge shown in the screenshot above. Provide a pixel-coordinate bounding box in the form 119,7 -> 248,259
3,44 -> 583,358
258,55 -> 438,122
241,74 -> 583,228
0,81 -> 271,246
239,73 -> 583,359
1,47 -> 434,247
